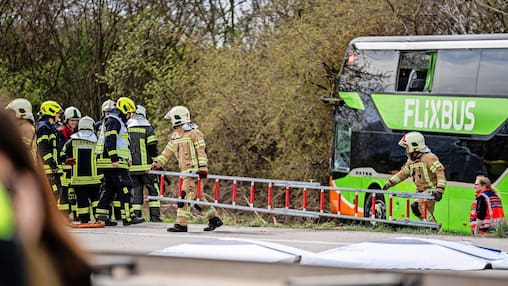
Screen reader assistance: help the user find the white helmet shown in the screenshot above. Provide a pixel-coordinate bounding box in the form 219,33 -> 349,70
164,105 -> 191,127
101,99 -> 115,113
136,105 -> 146,118
64,106 -> 81,121
6,98 -> 33,120
399,131 -> 426,153
78,116 -> 95,131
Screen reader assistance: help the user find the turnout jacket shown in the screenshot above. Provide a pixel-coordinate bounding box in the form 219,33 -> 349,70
17,119 -> 37,160
36,115 -> 61,174
61,130 -> 103,185
388,152 -> 446,193
156,124 -> 208,173
96,109 -> 131,169
127,115 -> 158,173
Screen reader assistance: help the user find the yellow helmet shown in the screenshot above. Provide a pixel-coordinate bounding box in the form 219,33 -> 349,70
40,100 -> 63,117
164,105 -> 190,127
6,98 -> 33,120
116,97 -> 136,115
399,131 -> 426,153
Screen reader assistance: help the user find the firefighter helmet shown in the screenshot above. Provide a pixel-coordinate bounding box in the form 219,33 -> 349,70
164,105 -> 190,127
40,100 -> 62,117
136,105 -> 146,118
64,106 -> 81,121
101,99 -> 115,113
116,97 -> 136,115
399,131 -> 426,153
6,98 -> 33,120
78,116 -> 95,131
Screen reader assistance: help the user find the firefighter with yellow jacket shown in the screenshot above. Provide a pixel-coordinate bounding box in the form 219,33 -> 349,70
383,131 -> 447,223
152,106 -> 223,232
5,98 -> 37,160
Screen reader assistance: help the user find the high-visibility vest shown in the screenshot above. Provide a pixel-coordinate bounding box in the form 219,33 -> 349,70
67,130 -> 103,185
0,183 -> 15,240
470,189 -> 506,232
96,112 -> 131,169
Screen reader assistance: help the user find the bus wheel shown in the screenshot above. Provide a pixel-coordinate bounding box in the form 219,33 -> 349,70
364,193 -> 386,221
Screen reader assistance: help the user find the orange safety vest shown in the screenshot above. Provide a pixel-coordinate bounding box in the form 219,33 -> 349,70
470,188 -> 505,234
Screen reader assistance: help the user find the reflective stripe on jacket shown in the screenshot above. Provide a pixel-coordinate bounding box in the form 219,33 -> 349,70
62,131 -> 103,185
96,110 -> 130,169
389,152 -> 446,192
36,116 -> 62,174
156,126 -> 208,173
127,115 -> 158,173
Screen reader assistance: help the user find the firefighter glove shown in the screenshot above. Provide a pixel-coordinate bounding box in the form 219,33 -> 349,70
433,190 -> 443,202
197,170 -> 207,179
411,201 -> 422,218
382,181 -> 392,190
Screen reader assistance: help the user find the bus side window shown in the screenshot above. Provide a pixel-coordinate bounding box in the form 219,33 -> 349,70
396,51 -> 432,92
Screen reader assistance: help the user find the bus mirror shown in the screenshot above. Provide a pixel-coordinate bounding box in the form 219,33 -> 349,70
321,97 -> 343,106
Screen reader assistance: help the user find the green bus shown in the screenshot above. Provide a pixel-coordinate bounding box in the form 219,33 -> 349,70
325,34 -> 508,234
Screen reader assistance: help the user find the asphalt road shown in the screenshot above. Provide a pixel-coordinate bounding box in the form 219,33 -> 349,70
70,222 -> 508,255
71,223 -> 508,286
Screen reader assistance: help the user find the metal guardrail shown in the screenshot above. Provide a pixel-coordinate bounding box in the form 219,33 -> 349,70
148,170 -> 440,229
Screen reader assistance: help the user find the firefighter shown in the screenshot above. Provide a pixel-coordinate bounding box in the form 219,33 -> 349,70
36,100 -> 63,201
57,106 -> 82,220
383,131 -> 447,223
61,116 -> 103,224
94,99 -> 115,135
95,99 -> 122,221
5,98 -> 37,160
96,97 -> 145,226
127,105 -> 162,222
152,105 -> 223,232
470,175 -> 506,235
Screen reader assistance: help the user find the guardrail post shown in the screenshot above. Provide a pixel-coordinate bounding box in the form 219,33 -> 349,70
267,182 -> 273,210
406,199 -> 410,219
159,174 -> 165,196
214,179 -> 219,203
319,189 -> 324,213
303,188 -> 308,211
337,190 -> 341,215
354,191 -> 358,217
371,192 -> 376,218
196,177 -> 201,201
423,199 -> 427,221
178,176 -> 183,198
250,181 -> 255,207
388,194 -> 393,220
285,186 -> 290,209
232,180 -> 237,206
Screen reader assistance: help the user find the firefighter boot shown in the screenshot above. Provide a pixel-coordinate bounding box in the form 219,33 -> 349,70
167,224 -> 188,232
123,216 -> 145,226
150,216 -> 163,222
204,217 -> 223,231
97,216 -> 118,227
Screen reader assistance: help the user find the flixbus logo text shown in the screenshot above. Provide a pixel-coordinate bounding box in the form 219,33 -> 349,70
403,98 -> 476,131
